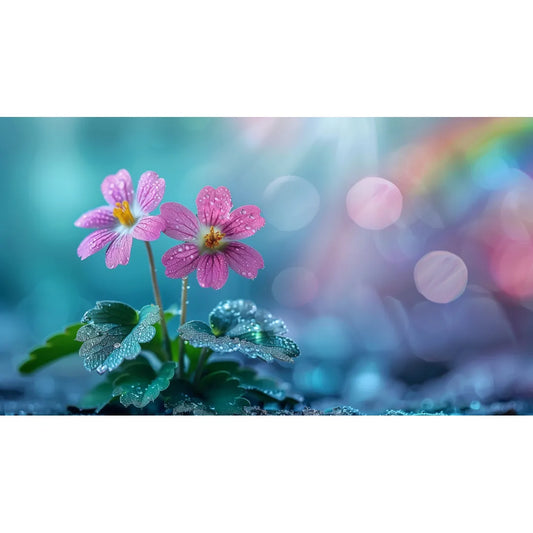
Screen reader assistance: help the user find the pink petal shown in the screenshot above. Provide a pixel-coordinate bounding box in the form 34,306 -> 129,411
160,202 -> 199,241
221,205 -> 265,239
223,242 -> 264,279
197,253 -> 229,290
77,229 -> 117,260
132,215 -> 165,241
196,186 -> 233,227
136,171 -> 166,214
101,169 -> 134,206
105,233 -> 133,269
74,206 -> 116,229
162,243 -> 201,279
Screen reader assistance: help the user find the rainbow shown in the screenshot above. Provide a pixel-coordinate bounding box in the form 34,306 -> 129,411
299,117 -> 533,300
395,117 -> 533,194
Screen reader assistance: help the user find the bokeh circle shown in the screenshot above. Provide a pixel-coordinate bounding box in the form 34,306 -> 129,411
263,176 -> 320,231
414,251 -> 468,304
346,177 -> 403,230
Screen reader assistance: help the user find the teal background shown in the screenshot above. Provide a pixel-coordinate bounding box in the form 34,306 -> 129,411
2,117 -> 533,413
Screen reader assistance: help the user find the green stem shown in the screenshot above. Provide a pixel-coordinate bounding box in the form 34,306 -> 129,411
144,241 -> 171,362
193,348 -> 211,386
178,276 -> 188,377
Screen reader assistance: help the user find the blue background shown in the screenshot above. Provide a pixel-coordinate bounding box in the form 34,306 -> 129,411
2,117 -> 533,414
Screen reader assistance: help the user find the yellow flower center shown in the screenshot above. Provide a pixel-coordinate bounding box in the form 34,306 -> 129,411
204,226 -> 225,249
113,200 -> 135,227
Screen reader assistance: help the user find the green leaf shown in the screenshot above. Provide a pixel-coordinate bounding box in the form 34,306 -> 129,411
161,377 -> 197,407
236,331 -> 300,363
184,343 -> 206,377
203,360 -> 241,375
143,309 -> 179,361
76,301 -> 160,374
113,360 -> 177,408
161,375 -> 216,414
78,381 -> 116,412
19,324 -> 82,374
179,320 -> 241,353
198,370 -> 249,414
203,361 -> 303,407
209,300 -> 257,336
83,301 -> 138,326
163,367 -> 249,414
163,308 -> 180,323
231,367 -> 289,402
178,301 -> 300,365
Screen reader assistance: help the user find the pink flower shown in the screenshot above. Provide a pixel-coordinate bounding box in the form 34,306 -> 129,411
161,186 -> 265,289
75,169 -> 166,268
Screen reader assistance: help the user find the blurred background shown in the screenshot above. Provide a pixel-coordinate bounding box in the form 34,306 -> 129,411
1,117 -> 533,414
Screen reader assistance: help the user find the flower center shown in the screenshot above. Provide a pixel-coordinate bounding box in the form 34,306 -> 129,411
203,226 -> 225,249
113,200 -> 135,227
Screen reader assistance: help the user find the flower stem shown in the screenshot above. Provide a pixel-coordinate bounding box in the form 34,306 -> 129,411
144,241 -> 172,362
177,276 -> 188,377
194,348 -> 211,386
